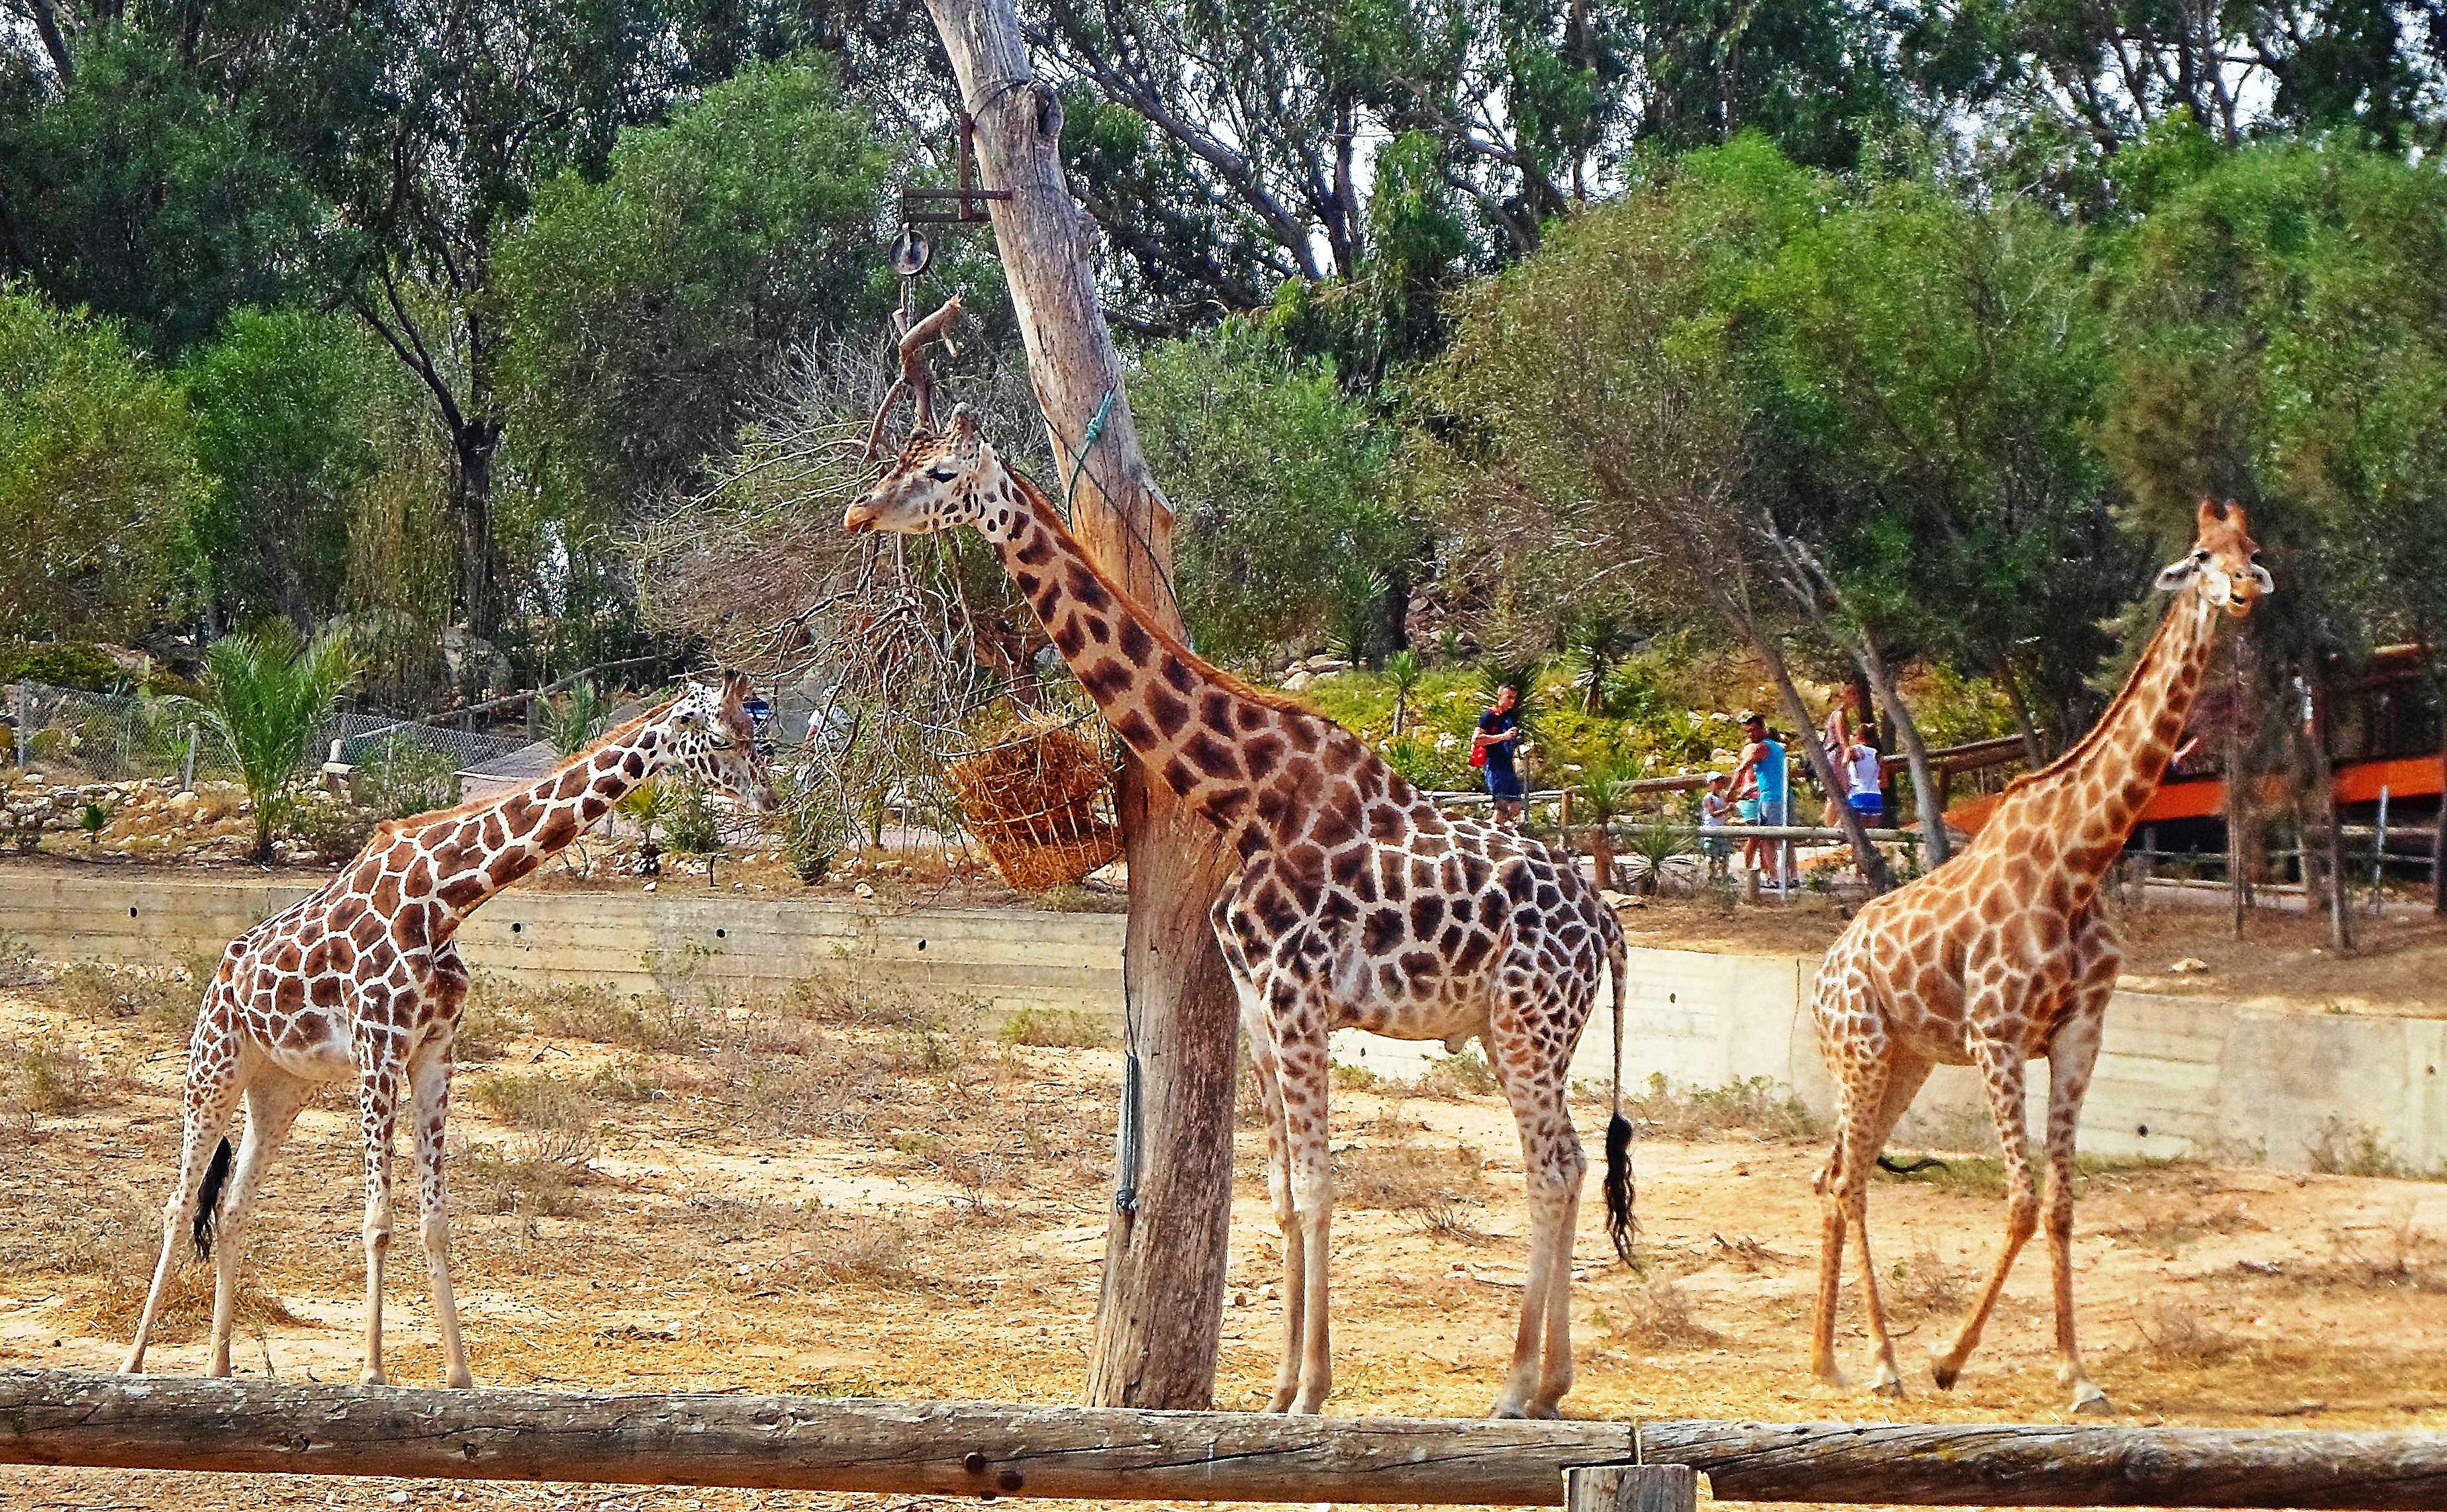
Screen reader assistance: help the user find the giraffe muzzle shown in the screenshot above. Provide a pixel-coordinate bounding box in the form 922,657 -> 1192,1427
842,499 -> 878,534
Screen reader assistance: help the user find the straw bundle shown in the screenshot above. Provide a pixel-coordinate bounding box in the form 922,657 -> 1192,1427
945,717 -> 1121,891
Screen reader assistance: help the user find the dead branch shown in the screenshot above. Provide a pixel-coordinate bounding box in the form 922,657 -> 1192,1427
865,295 -> 968,459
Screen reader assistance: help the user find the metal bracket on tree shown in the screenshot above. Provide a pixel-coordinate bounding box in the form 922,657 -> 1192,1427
898,112 -> 1014,225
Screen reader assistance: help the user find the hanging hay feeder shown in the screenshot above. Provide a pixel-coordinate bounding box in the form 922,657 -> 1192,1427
943,712 -> 1122,892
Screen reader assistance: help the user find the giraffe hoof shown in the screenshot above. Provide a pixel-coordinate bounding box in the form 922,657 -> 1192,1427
1870,1367 -> 1905,1399
2070,1384 -> 2113,1416
361,1368 -> 388,1388
1930,1363 -> 1961,1392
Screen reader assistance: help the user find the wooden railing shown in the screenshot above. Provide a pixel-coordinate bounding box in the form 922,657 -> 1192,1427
3,1372 -> 2442,1508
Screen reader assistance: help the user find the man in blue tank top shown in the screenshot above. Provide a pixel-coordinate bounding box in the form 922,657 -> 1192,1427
1732,710 -> 1790,886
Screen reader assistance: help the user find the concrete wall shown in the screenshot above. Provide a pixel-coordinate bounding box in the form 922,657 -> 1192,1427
0,871 -> 1123,1019
4,870 -> 2438,1173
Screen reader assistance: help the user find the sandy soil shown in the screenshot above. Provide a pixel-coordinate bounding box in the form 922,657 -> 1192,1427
1,967 -> 2442,1512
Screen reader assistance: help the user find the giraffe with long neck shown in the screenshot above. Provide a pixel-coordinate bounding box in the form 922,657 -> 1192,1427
1809,500 -> 2272,1414
847,407 -> 1633,1418
122,673 -> 775,1388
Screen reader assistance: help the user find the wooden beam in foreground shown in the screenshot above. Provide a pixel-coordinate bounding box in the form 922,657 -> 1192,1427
4,1372 -> 2445,1508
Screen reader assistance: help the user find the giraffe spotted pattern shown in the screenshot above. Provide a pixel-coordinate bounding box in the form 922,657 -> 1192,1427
848,406 -> 1635,1419
121,673 -> 775,1389
1808,499 -> 2271,1415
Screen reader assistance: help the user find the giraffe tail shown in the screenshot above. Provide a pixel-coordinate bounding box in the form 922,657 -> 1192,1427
1600,903 -> 1635,1266
191,1137 -> 234,1260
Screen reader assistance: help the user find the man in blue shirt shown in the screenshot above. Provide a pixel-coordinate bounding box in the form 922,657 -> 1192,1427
1731,710 -> 1789,886
1474,685 -> 1525,822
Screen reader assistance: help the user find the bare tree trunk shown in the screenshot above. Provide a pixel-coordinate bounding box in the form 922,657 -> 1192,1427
2304,670 -> 2353,953
924,0 -> 1239,1409
27,0 -> 74,84
1854,625 -> 1950,867
1995,648 -> 2048,765
2227,643 -> 2252,939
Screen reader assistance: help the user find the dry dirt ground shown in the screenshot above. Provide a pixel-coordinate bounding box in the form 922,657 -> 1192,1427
1,963 -> 2444,1512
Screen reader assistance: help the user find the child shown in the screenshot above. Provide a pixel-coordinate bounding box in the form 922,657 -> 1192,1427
1700,772 -> 1733,880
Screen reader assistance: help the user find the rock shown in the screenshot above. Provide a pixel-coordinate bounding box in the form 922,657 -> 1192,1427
2168,957 -> 2209,974
1278,669 -> 1314,692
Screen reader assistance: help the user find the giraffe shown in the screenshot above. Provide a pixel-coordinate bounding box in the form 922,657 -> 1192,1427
845,407 -> 1634,1419
121,672 -> 775,1388
1807,499 -> 2272,1415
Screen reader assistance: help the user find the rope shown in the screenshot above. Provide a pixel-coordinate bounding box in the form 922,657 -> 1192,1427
1062,385 -> 1118,517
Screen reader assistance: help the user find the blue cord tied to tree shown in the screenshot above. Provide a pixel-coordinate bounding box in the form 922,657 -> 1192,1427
1063,384 -> 1118,518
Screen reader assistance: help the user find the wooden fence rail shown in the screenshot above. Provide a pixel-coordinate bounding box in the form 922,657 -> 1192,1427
4,1373 -> 2444,1507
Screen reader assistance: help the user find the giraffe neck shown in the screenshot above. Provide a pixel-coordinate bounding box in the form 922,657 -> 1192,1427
977,460 -> 1416,853
1993,589 -> 2224,881
407,713 -> 677,936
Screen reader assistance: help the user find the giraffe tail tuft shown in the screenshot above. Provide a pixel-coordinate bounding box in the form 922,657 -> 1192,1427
1600,900 -> 1635,1265
191,1137 -> 234,1260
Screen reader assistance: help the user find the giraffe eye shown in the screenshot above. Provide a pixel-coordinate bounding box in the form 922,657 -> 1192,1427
928,467 -> 957,483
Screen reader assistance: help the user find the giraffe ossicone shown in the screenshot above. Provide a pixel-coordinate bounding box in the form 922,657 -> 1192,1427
120,671 -> 775,1389
1807,498 -> 2271,1416
848,405 -> 1635,1419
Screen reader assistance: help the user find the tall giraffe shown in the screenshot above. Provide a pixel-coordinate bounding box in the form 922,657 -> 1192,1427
1809,500 -> 2272,1414
122,673 -> 775,1388
847,408 -> 1633,1419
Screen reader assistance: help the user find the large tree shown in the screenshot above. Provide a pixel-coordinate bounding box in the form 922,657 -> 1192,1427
0,283 -> 199,638
923,0 -> 1245,1407
497,54 -> 896,528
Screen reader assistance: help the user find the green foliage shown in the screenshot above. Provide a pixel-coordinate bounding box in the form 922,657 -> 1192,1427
0,642 -> 122,691
542,678 -> 614,757
616,779 -> 673,847
76,801 -> 112,844
1131,325 -> 1409,661
0,285 -> 199,638
179,624 -> 363,861
498,55 -> 894,522
661,779 -> 723,859
2101,139 -> 2447,677
353,736 -> 462,821
781,782 -> 847,885
177,308 -> 392,628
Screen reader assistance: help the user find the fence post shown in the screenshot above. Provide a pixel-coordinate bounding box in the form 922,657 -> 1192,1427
1566,1464 -> 1697,1512
2139,826 -> 2156,911
181,726 -> 197,792
2373,785 -> 2390,913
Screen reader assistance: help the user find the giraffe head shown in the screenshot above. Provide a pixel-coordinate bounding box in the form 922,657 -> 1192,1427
841,406 -> 1021,541
2156,498 -> 2274,619
650,671 -> 777,812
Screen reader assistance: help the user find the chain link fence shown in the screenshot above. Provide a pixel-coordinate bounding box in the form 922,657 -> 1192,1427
3,682 -> 536,790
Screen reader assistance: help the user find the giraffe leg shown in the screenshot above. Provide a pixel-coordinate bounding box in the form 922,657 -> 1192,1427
1273,995 -> 1335,1415
357,1053 -> 404,1387
1244,996 -> 1306,1414
409,1032 -> 473,1389
1490,1051 -> 1586,1419
205,1069 -> 311,1377
123,1010 -> 246,1375
1808,957 -> 1888,1391
1931,1034 -> 2039,1391
1847,1056 -> 1932,1398
2047,943 -> 2114,1415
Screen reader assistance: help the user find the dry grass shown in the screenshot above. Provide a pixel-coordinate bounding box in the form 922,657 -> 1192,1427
455,1130 -> 599,1218
2133,1298 -> 2243,1364
998,1007 -> 1113,1048
2317,1219 -> 2447,1293
1341,1129 -> 1489,1243
1,1029 -> 119,1119
2102,1198 -> 2266,1252
1884,1243 -> 1970,1322
770,1223 -> 922,1291
1627,1073 -> 1820,1142
1599,1277 -> 1721,1347
1400,1047 -> 1502,1100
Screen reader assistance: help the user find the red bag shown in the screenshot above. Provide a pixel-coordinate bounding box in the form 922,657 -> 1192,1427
1468,737 -> 1489,769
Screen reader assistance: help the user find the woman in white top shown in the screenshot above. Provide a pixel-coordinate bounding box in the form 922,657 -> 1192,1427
1845,738 -> 1884,820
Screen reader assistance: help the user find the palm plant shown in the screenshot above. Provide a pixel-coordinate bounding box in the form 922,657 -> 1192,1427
1575,748 -> 1643,890
1384,649 -> 1424,737
542,677 -> 614,756
1325,565 -> 1386,668
179,624 -> 361,863
78,800 -> 113,847
1623,820 -> 1698,896
1564,610 -> 1628,714
616,777 -> 672,847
